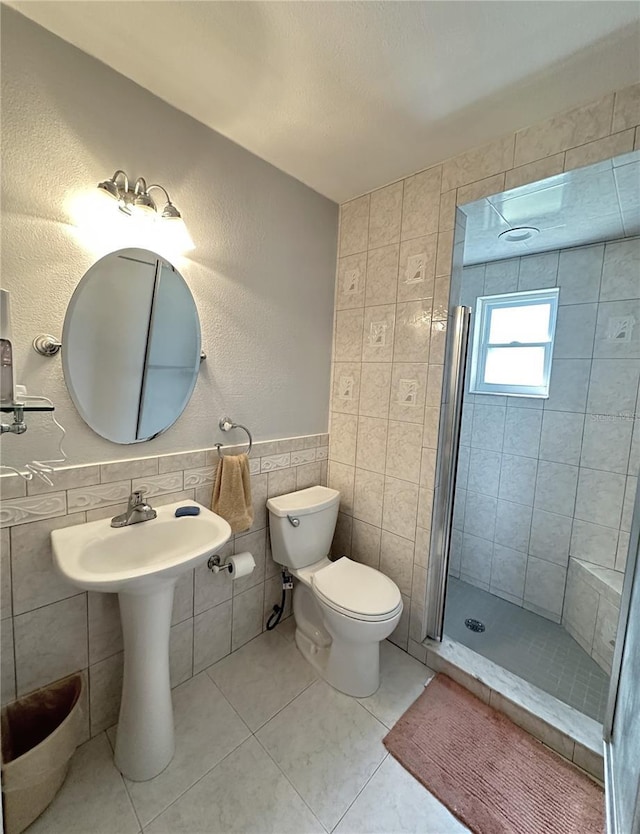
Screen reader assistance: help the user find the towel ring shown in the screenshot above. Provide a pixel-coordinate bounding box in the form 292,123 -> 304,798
215,416 -> 253,459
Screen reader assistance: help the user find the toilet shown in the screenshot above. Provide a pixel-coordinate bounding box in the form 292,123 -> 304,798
267,485 -> 403,697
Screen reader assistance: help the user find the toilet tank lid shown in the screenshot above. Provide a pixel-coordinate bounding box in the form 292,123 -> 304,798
267,486 -> 340,517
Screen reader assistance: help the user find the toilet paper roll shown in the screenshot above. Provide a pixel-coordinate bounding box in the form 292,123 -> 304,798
228,551 -> 255,580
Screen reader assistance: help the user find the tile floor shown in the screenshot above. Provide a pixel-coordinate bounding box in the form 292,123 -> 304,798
444,577 -> 610,722
27,620 -> 469,833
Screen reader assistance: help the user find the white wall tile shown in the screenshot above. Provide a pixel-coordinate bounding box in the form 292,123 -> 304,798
545,359 -> 591,412
88,591 -> 122,665
334,309 -> 365,362
356,416 -> 388,474
231,585 -> 263,652
594,299 -> 640,360
600,237 -> 640,301
464,492 -> 497,540
382,477 -> 418,540
336,253 -> 367,310
379,531 -> 414,596
27,464 -> 101,496
194,599 -> 232,673
570,519 -> 619,568
461,533 -> 493,585
471,404 -> 505,451
131,472 -> 183,498
467,448 -> 501,497
554,304 -> 598,359
14,594 -> 88,695
340,195 -> 370,256
557,244 -> 603,305
266,467 -> 297,499
524,557 -> 567,619
498,454 -> 537,506
529,510 -> 572,565
494,499 -> 532,553
491,544 -> 527,600
586,359 -> 640,415
358,363 -> 392,419
502,408 -> 542,458
580,416 -> 633,474
517,251 -> 558,290
89,652 -> 123,735
369,182 -> 403,248
575,468 -> 626,528
539,411 -> 585,465
401,167 -> 441,240
1,492 -> 67,528
328,462 -> 355,515
397,236 -> 437,303
351,519 -> 381,569
365,245 -> 399,307
534,461 -> 579,517
10,512 -> 85,614
67,481 -> 130,512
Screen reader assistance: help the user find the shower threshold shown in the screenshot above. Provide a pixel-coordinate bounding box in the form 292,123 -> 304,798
421,635 -> 604,781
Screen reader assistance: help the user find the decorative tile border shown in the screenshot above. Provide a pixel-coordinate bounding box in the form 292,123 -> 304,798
67,481 -> 131,512
0,492 -> 67,528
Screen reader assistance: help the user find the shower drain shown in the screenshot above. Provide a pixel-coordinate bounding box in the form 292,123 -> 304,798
465,618 -> 485,633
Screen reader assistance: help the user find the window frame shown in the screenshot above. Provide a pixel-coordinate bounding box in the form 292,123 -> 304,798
469,287 -> 559,398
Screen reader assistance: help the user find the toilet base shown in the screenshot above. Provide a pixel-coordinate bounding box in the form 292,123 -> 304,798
294,627 -> 380,698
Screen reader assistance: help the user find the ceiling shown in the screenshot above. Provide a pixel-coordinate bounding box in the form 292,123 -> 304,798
7,1 -> 640,202
461,150 -> 640,264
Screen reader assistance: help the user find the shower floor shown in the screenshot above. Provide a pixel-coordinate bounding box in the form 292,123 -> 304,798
444,577 -> 610,723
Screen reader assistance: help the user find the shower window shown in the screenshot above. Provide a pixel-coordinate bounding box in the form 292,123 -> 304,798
469,287 -> 559,397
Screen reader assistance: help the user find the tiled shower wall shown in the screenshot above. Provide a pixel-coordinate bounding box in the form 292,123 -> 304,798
328,83 -> 640,658
450,237 -> 639,623
0,434 -> 327,737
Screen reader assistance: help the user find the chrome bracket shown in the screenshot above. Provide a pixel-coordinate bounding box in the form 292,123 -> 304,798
33,335 -> 62,357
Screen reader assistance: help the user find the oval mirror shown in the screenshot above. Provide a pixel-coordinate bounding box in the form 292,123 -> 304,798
62,248 -> 201,443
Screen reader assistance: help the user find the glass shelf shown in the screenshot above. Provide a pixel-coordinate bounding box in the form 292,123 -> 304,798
0,404 -> 55,413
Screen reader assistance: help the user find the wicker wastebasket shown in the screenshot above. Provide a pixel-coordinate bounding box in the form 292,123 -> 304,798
1,673 -> 84,834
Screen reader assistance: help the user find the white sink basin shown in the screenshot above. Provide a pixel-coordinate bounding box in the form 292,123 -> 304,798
52,501 -> 232,593
51,501 -> 231,782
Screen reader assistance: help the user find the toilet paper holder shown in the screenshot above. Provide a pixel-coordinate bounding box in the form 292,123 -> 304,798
208,554 -> 231,573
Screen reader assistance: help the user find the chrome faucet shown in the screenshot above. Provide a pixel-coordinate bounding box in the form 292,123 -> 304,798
111,490 -> 157,528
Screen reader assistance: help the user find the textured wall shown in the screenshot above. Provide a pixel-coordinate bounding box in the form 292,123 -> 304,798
451,238 -> 639,625
0,8 -> 337,468
328,82 -> 640,658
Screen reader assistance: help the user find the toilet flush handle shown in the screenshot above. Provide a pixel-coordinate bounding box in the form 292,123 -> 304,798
287,515 -> 300,527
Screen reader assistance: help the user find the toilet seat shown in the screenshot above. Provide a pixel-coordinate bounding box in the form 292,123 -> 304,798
311,557 -> 402,622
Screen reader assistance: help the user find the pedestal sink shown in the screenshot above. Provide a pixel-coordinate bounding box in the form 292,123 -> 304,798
51,501 -> 231,781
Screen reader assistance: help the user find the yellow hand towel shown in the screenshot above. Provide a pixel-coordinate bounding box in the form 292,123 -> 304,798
212,453 -> 254,534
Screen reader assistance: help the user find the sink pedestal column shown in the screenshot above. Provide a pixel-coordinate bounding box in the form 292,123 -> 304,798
114,580 -> 176,781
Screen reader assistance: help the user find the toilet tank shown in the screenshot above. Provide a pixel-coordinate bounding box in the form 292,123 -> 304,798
267,486 -> 340,570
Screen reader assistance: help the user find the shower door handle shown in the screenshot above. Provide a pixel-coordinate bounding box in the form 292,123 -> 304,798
424,305 -> 471,641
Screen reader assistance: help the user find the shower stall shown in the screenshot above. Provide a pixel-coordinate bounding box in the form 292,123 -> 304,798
425,149 -> 640,726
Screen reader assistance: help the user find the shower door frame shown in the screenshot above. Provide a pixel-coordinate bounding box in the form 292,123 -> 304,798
423,304 -> 470,640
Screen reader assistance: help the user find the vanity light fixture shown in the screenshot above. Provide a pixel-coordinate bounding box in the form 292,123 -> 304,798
97,170 -> 190,230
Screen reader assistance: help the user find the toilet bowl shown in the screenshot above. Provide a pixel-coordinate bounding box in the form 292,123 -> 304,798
267,486 -> 403,697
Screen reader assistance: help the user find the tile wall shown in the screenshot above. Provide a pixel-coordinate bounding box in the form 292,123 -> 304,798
564,559 -> 623,674
0,433 -> 328,736
329,83 -> 640,655
450,237 -> 639,623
